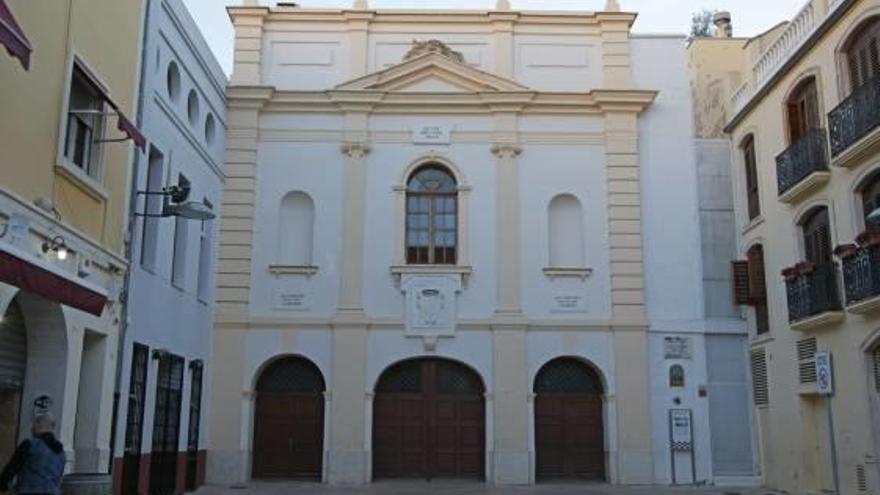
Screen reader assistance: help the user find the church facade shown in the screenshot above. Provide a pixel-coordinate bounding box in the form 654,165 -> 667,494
208,1 -> 755,486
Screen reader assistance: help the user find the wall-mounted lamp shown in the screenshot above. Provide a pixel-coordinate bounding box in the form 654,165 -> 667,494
135,184 -> 215,221
42,236 -> 68,261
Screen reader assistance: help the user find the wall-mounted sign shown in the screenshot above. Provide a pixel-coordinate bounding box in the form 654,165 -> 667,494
816,351 -> 833,396
401,274 -> 461,336
273,288 -> 309,311
33,395 -> 53,416
551,292 -> 587,313
669,408 -> 693,450
412,125 -> 452,145
664,336 -> 692,359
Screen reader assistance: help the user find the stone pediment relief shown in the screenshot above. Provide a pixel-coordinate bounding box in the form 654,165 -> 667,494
334,51 -> 530,93
404,39 -> 466,64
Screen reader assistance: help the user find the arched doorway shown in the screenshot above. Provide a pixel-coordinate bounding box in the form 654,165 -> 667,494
534,357 -> 605,481
372,358 -> 484,480
252,356 -> 325,479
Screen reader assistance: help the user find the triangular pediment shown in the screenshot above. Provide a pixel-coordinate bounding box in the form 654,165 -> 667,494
334,52 -> 530,93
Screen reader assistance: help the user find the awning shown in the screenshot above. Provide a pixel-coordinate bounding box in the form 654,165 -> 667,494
0,245 -> 108,317
108,101 -> 146,152
0,0 -> 32,70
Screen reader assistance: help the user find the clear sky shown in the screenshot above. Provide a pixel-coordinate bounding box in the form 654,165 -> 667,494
182,0 -> 809,76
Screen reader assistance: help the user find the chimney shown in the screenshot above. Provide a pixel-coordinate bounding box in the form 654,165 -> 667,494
714,11 -> 732,38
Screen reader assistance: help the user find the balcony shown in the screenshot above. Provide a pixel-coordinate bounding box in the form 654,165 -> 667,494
784,262 -> 844,330
776,128 -> 830,203
838,237 -> 880,314
829,76 -> 880,167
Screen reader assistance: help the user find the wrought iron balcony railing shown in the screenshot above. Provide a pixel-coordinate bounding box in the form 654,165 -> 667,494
841,243 -> 880,306
785,262 -> 842,323
829,76 -> 880,157
776,128 -> 830,196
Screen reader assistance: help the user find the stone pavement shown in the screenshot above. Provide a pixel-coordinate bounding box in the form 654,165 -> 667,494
198,481 -> 780,495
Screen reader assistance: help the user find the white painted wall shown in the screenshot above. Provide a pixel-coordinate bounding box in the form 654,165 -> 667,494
113,0 -> 226,461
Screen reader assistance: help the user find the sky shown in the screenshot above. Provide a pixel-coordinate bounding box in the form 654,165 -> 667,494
182,0 -> 809,76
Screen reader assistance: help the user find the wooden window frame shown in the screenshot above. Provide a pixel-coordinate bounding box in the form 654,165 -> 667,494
405,166 -> 458,265
786,77 -> 821,145
742,135 -> 761,221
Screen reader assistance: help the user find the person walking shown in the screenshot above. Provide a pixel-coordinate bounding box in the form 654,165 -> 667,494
0,414 -> 66,495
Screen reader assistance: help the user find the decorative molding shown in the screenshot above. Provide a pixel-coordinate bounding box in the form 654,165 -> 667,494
390,265 -> 473,288
404,40 -> 465,64
268,265 -> 319,277
340,142 -> 372,158
490,143 -> 523,158
847,295 -> 880,315
543,267 -> 593,280
831,126 -> 880,169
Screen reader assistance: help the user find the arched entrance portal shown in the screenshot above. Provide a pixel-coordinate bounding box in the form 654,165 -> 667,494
534,357 -> 605,481
372,358 -> 485,480
252,357 -> 325,479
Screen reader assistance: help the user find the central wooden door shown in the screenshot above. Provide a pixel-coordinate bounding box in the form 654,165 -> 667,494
534,358 -> 605,481
252,357 -> 325,479
373,358 -> 484,480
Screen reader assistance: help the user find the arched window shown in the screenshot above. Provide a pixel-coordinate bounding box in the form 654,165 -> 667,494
669,364 -> 685,388
548,194 -> 585,268
406,165 -> 457,265
278,191 -> 314,266
786,76 -> 821,144
860,171 -> 880,233
800,207 -> 832,266
845,17 -> 880,91
741,135 -> 760,220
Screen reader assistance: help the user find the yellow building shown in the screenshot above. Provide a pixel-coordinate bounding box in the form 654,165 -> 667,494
721,0 -> 880,493
0,0 -> 144,475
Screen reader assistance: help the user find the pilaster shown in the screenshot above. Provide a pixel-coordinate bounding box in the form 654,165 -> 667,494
597,12 -> 635,88
338,135 -> 371,316
491,139 -> 523,317
491,326 -> 529,484
229,8 -> 268,86
345,13 -> 373,79
216,101 -> 262,318
489,13 -> 517,79
327,324 -> 369,483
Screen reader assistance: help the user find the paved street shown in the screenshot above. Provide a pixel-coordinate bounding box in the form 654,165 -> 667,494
199,481 -> 779,495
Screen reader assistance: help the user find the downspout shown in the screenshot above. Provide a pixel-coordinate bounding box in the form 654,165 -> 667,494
109,0 -> 152,475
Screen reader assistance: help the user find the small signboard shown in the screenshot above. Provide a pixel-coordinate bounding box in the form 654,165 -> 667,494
33,395 -> 53,416
551,292 -> 587,313
412,125 -> 452,145
815,351 -> 833,396
664,337 -> 692,359
670,409 -> 693,450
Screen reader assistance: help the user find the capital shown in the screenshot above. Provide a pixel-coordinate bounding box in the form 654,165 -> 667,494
341,142 -> 371,158
491,143 -> 523,158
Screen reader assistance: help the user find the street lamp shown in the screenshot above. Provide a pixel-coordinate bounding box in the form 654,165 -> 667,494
135,184 -> 215,221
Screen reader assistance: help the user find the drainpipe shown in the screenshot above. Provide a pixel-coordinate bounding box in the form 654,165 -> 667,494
109,0 -> 152,476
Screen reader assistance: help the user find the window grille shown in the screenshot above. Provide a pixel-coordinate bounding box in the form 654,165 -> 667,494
256,358 -> 325,394
534,358 -> 603,395
437,361 -> 483,395
376,361 -> 422,393
669,365 -> 685,388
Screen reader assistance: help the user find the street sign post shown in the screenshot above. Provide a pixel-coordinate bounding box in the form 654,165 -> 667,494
816,351 -> 833,395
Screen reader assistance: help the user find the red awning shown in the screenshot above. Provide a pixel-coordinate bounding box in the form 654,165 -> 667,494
0,248 -> 107,317
0,0 -> 32,70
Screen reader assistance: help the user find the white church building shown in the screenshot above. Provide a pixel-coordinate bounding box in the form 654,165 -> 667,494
208,0 -> 756,486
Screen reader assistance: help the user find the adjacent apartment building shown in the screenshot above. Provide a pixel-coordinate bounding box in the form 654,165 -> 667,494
723,0 -> 880,493
110,1 -> 226,495
0,0 -> 145,477
209,0 -> 755,486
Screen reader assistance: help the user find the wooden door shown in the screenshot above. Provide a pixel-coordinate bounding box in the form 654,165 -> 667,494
802,207 -> 832,266
534,358 -> 605,482
251,358 -> 325,479
372,359 -> 484,480
787,78 -> 820,143
149,354 -> 185,495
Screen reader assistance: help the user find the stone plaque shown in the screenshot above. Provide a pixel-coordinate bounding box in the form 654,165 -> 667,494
664,336 -> 692,359
401,274 -> 461,336
551,292 -> 587,313
274,287 -> 309,311
413,125 -> 451,145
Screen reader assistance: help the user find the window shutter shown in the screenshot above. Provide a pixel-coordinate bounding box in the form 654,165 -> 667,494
796,338 -> 818,385
750,349 -> 770,406
873,347 -> 880,393
732,260 -> 752,305
748,250 -> 767,303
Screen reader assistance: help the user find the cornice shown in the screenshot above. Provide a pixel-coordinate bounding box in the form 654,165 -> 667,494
227,86 -> 657,115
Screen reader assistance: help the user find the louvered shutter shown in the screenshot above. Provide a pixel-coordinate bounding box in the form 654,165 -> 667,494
796,338 -> 818,385
732,260 -> 751,305
750,349 -> 769,406
848,20 -> 880,89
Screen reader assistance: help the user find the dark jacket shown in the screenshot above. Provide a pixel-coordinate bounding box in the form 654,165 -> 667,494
0,433 -> 66,495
